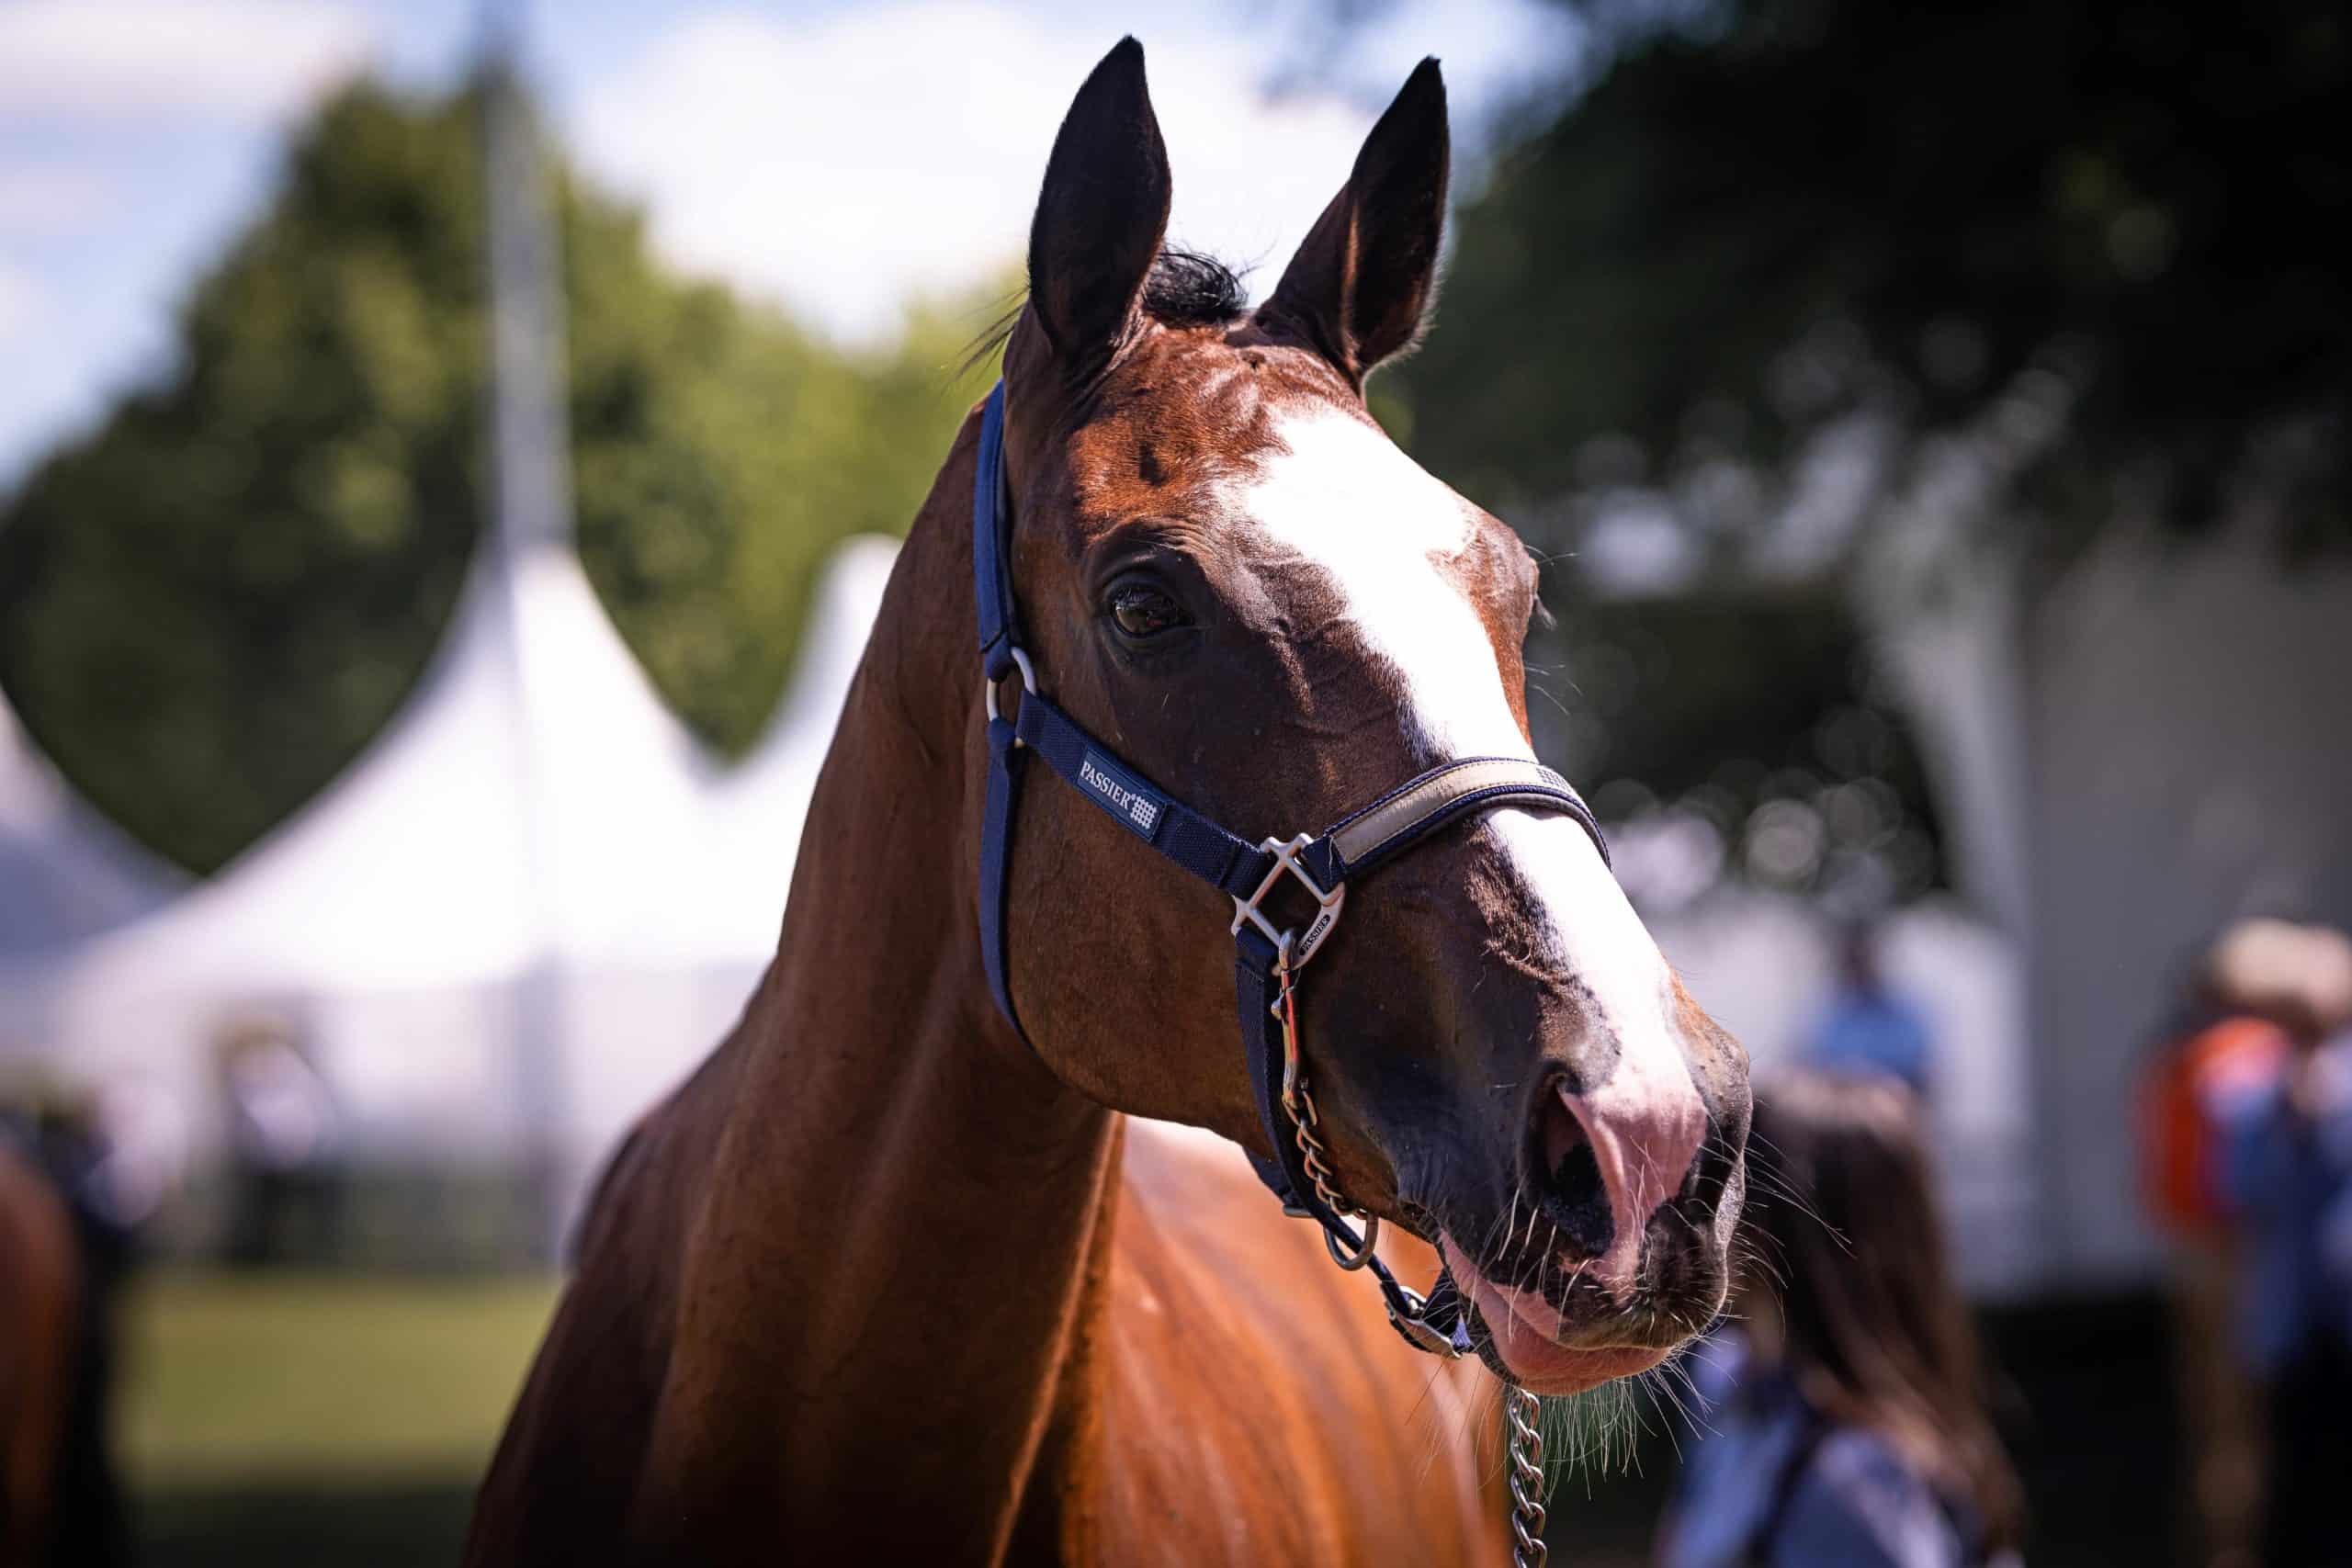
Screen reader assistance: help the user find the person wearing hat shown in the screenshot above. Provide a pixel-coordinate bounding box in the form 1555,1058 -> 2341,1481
2217,920 -> 2352,1567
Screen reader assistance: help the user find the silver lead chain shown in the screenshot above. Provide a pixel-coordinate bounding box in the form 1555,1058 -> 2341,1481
1505,1386 -> 1548,1568
1273,935 -> 1549,1568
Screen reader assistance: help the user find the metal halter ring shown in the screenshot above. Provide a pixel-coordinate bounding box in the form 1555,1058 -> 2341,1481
1231,833 -> 1346,966
982,645 -> 1037,727
1386,1286 -> 1466,1359
1324,1215 -> 1381,1271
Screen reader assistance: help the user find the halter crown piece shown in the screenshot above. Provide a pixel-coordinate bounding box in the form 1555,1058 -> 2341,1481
970,380 -> 1611,1367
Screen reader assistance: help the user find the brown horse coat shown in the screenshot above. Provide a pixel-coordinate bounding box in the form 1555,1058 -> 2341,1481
0,1146 -> 79,1568
465,407 -> 1503,1565
470,37 -> 1747,1566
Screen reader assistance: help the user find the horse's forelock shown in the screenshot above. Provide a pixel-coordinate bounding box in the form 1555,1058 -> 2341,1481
961,248 -> 1251,380
1138,248 -> 1250,328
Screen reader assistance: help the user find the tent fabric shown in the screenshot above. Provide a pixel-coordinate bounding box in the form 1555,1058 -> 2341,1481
1,531 -> 898,1182
0,702 -> 183,964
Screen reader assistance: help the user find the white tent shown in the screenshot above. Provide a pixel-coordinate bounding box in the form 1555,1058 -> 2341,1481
53,536 -> 763,997
0,704 -> 183,964
0,699 -> 187,1054
3,527 -> 897,1219
0,50 -> 912,1248
697,531 -> 900,953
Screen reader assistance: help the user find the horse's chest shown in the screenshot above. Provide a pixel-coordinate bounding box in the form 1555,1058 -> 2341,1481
1043,1210 -> 1490,1567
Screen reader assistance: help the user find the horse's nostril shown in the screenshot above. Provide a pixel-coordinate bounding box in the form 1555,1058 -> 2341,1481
1539,1087 -> 1583,1176
1532,1089 -> 1613,1258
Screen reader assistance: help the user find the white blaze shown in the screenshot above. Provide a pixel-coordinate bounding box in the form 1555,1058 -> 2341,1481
1242,410 -> 1709,1294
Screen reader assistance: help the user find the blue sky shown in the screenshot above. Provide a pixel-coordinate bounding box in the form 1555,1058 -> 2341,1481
0,0 -> 1580,488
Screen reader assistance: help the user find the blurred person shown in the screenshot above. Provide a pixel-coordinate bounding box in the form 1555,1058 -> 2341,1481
1657,1070 -> 2022,1568
2138,925 -> 2297,1568
1806,921 -> 1935,1096
84,1074 -> 188,1238
2216,921 -> 2352,1568
217,1016 -> 343,1267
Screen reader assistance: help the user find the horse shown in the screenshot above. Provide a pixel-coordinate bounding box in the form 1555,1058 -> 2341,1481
467,39 -> 1749,1566
0,1144 -> 79,1568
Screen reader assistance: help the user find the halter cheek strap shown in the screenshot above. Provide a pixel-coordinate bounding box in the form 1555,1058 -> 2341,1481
969,381 -> 1609,1359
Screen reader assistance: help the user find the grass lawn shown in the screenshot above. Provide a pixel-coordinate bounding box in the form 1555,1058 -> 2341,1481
102,1273 -> 2175,1568
120,1269 -> 561,1487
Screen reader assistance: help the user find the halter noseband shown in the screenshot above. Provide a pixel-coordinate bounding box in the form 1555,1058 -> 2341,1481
971,381 -> 1611,1360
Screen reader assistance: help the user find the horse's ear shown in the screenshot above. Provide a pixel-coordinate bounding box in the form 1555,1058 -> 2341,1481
1026,38 -> 1170,378
1263,58 -> 1449,384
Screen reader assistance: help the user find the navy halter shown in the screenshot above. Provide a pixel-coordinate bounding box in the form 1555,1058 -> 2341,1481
971,380 -> 1611,1359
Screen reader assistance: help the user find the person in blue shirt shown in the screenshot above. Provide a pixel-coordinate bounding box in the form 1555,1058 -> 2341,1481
1807,923 -> 1935,1097
1657,1070 -> 2023,1567
2215,922 -> 2352,1568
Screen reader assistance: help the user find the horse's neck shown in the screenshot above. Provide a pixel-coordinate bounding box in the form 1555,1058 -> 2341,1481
662,419 -> 1122,1553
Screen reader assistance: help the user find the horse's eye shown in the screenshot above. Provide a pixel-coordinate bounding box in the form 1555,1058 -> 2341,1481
1109,582 -> 1186,640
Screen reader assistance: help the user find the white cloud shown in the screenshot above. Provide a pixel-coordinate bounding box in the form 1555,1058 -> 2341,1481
0,163 -> 120,236
0,0 -> 377,124
569,3 -> 1395,344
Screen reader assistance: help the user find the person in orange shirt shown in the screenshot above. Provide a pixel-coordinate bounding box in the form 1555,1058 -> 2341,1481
2139,920 -> 2336,1568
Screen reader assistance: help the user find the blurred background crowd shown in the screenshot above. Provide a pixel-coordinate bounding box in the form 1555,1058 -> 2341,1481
1,0 -> 2346,1563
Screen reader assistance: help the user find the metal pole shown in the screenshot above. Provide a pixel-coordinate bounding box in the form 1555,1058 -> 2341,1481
479,0 -> 573,1264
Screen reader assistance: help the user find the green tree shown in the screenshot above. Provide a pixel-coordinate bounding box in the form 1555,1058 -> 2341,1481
1398,0 -> 2349,564
1345,0 -> 2349,902
564,187 -> 985,757
0,82 -> 981,875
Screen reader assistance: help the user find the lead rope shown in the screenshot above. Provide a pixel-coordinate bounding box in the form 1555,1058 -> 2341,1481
1274,944 -> 1552,1567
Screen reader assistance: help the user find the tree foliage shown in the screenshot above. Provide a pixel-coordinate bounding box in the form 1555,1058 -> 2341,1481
0,82 -> 981,874
1541,590 -> 1945,908
1350,0 -> 2351,906
1399,0 -> 2350,562
565,186 -> 984,759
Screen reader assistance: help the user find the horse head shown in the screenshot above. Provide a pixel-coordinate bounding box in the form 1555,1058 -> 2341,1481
983,39 -> 1750,1397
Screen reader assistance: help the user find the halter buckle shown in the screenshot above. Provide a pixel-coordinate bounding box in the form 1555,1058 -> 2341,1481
1230,834 -> 1346,967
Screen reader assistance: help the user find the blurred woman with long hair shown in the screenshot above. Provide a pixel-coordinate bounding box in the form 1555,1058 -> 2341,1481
1658,1069 -> 2024,1567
